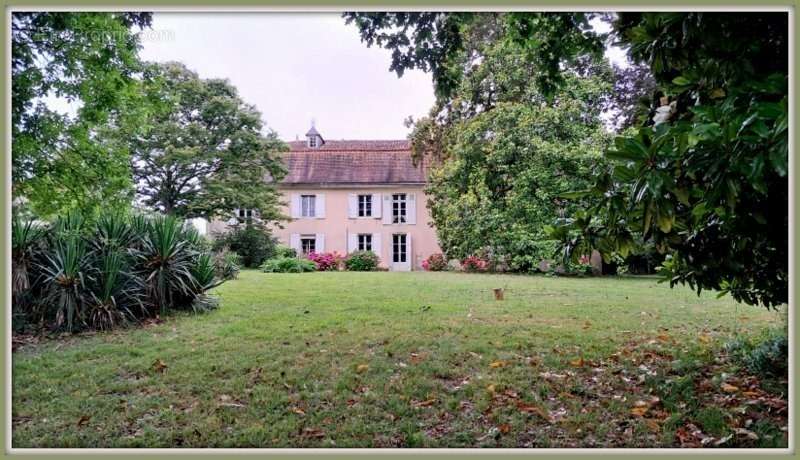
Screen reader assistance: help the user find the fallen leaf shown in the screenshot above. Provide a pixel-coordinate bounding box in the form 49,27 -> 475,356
698,333 -> 712,344
291,407 -> 305,415
656,333 -> 670,342
645,419 -> 660,432
302,428 -> 325,438
569,357 -> 584,368
489,360 -> 507,369
76,415 -> 90,427
582,321 -> 592,330
631,406 -> 649,417
498,423 -> 511,434
356,364 -> 369,373
721,383 -> 739,393
152,359 -> 168,373
486,384 -> 496,394
516,402 -> 553,422
413,399 -> 436,408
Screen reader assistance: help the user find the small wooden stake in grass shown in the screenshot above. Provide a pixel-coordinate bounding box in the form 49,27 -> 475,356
493,288 -> 504,301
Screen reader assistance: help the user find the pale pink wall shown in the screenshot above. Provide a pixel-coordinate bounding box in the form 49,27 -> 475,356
209,185 -> 442,270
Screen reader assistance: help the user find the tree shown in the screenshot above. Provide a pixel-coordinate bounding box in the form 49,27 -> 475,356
353,13 -> 611,269
348,12 -> 788,307
128,62 -> 287,221
551,13 -> 788,307
12,12 -> 152,218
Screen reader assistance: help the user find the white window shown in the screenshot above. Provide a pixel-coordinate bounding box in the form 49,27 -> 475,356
308,136 -> 317,148
392,234 -> 408,263
392,193 -> 407,224
237,209 -> 254,219
358,234 -> 373,251
301,195 -> 316,217
358,194 -> 372,217
301,235 -> 316,254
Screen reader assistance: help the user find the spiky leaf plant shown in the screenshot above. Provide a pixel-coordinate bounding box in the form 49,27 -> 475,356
190,252 -> 223,312
87,251 -> 144,330
40,237 -> 90,332
135,215 -> 197,314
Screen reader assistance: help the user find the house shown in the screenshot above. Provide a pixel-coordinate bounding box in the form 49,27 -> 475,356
209,125 -> 442,271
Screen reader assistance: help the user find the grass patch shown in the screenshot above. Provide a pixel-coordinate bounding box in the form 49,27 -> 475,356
12,271 -> 786,448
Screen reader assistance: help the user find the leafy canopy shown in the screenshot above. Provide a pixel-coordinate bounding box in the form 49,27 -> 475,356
12,12 -> 152,218
128,62 -> 287,220
347,12 -> 788,307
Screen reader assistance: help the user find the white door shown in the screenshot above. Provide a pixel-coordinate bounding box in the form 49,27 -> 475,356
390,233 -> 411,271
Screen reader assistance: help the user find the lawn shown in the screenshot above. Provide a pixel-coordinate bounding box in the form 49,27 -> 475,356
12,271 -> 787,448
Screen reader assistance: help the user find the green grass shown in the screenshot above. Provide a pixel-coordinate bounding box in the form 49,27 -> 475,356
12,271 -> 786,448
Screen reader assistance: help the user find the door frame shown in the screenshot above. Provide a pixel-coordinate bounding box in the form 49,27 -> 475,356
390,233 -> 411,271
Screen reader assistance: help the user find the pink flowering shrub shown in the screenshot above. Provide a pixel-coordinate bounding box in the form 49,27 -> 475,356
422,253 -> 448,271
306,251 -> 343,271
461,255 -> 489,272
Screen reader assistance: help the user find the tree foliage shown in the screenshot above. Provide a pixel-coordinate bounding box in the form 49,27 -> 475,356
12,12 -> 152,218
349,13 -> 611,269
549,13 -> 788,307
348,12 -> 788,307
128,62 -> 287,220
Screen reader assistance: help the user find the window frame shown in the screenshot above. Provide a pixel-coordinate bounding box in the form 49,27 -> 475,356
300,194 -> 316,218
392,233 -> 407,263
392,193 -> 407,224
357,194 -> 372,217
300,235 -> 316,254
357,233 -> 373,252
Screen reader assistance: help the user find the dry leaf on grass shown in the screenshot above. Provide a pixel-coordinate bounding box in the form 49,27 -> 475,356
489,360 -> 507,368
356,364 -> 369,373
721,383 -> 739,393
76,415 -> 91,427
152,359 -> 168,373
569,357 -> 585,368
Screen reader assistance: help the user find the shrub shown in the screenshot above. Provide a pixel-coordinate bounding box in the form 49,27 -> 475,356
725,331 -> 788,379
307,251 -> 343,271
461,255 -> 488,272
213,249 -> 241,280
213,224 -> 276,268
422,253 -> 448,271
344,251 -> 380,271
261,256 -> 316,273
274,244 -> 297,258
11,211 -> 228,334
135,215 -> 197,315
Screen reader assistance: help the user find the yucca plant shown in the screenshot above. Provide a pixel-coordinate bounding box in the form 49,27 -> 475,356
12,215 -> 47,308
52,211 -> 86,241
87,251 -> 144,331
189,252 -> 223,312
40,237 -> 90,332
92,212 -> 135,254
135,215 -> 197,314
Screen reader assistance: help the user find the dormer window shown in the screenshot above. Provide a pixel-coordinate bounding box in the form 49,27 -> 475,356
305,122 -> 324,148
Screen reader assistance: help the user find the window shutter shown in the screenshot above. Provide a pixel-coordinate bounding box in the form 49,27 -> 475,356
372,193 -> 382,218
290,194 -> 300,218
407,193 -> 417,225
382,194 -> 392,225
348,194 -> 357,218
407,234 -> 413,270
316,233 -> 325,252
372,233 -> 382,259
316,194 -> 326,218
290,233 -> 300,251
348,233 -> 357,253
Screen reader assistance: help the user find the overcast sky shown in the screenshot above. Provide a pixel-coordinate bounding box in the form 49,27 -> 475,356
139,13 -> 437,142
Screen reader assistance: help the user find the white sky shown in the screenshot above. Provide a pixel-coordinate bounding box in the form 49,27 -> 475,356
44,13 -> 629,141
139,13 -> 437,142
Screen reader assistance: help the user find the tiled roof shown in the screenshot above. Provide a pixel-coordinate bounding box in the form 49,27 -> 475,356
281,140 -> 426,185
